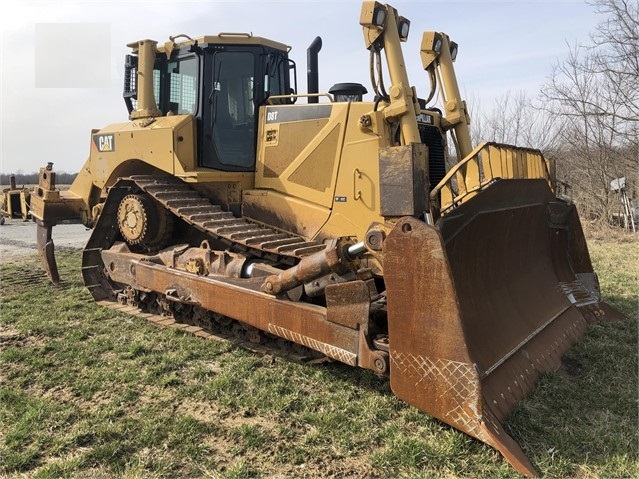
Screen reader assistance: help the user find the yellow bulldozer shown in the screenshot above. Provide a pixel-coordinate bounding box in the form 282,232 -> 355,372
29,2 -> 623,475
1,175 -> 31,223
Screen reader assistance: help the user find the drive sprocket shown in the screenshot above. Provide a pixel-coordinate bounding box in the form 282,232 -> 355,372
117,193 -> 169,249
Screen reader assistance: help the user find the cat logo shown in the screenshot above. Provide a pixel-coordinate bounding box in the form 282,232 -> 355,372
93,134 -> 115,152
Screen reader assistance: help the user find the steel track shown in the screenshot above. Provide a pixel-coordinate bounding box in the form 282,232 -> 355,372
97,299 -> 327,363
130,175 -> 326,260
82,175 -> 333,361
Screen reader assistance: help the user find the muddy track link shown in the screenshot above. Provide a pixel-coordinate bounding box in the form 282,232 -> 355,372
97,298 -> 327,364
129,175 -> 326,261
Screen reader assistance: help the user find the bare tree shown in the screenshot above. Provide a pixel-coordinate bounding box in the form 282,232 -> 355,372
590,0 -> 639,129
479,90 -> 562,152
539,0 -> 638,223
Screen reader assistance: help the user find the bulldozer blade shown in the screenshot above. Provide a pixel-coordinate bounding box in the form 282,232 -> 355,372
36,220 -> 60,285
383,179 -> 623,477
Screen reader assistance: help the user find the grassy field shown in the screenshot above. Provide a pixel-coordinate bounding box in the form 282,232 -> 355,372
1,238 -> 637,478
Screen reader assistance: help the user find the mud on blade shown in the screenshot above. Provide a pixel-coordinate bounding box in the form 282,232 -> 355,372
383,179 -> 624,477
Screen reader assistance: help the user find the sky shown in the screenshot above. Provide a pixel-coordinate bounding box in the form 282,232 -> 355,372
0,0 -> 601,174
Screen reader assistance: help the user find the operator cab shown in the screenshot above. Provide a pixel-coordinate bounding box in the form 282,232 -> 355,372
124,34 -> 295,173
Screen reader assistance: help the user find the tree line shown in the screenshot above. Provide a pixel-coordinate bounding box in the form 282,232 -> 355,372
1,172 -> 78,187
472,0 -> 637,228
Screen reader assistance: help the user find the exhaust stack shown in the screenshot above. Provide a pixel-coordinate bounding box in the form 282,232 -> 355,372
307,36 -> 322,103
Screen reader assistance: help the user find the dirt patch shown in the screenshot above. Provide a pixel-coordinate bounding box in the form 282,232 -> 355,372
175,395 -> 376,478
558,356 -> 584,379
0,326 -> 47,349
176,398 -> 224,423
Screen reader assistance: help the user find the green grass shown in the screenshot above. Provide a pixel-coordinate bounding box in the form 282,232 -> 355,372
1,239 -> 637,478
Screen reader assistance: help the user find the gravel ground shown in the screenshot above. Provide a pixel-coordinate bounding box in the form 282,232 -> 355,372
0,219 -> 91,263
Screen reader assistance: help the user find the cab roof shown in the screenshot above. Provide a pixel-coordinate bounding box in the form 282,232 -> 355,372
156,33 -> 291,54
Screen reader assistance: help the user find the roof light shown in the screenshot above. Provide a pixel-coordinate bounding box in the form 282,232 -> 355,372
374,7 -> 386,27
397,17 -> 410,41
449,41 -> 458,62
360,1 -> 387,28
420,32 -> 444,69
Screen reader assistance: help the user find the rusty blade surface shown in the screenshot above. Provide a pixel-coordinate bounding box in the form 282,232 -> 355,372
383,179 -> 623,477
437,179 -> 623,421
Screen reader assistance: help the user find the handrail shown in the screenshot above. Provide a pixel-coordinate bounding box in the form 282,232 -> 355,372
266,93 -> 334,104
217,32 -> 253,38
429,141 -> 552,218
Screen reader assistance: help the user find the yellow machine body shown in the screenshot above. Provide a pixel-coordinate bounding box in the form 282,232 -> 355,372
29,3 -> 624,476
